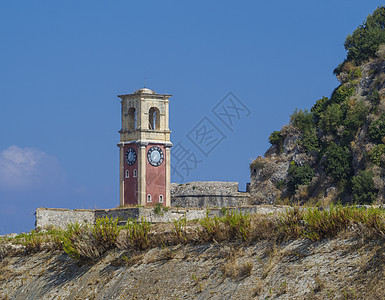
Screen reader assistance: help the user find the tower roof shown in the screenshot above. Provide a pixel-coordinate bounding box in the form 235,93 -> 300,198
134,88 -> 156,94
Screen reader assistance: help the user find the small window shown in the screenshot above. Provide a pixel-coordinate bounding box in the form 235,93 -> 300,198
159,195 -> 164,203
253,169 -> 257,174
133,169 -> 137,177
147,194 -> 152,202
125,170 -> 129,178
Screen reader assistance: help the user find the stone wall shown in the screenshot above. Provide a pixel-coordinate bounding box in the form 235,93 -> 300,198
36,208 -> 96,229
36,205 -> 289,229
35,181 -> 275,229
171,181 -> 250,208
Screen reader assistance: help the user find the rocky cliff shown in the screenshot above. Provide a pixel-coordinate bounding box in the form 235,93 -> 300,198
1,234 -> 385,299
249,6 -> 385,206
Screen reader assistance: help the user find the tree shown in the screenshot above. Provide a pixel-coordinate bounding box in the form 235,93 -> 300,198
345,6 -> 385,63
319,103 -> 343,133
287,162 -> 314,195
335,6 -> 385,73
323,143 -> 352,181
369,113 -> 385,143
352,170 -> 377,204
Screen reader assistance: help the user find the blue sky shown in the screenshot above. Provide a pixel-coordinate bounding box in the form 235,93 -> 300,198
0,1 -> 383,234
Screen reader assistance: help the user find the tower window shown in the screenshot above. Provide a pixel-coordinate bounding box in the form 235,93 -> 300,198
147,194 -> 152,202
133,169 -> 137,177
128,107 -> 137,129
125,170 -> 129,178
149,107 -> 160,130
159,195 -> 164,203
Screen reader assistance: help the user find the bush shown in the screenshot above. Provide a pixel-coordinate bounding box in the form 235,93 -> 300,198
222,211 -> 252,242
173,217 -> 189,243
287,162 -> 315,195
61,223 -> 101,260
369,144 -> 385,166
311,96 -> 330,123
343,6 -> 385,64
331,85 -> 355,104
120,217 -> 151,250
199,212 -> 224,242
153,203 -> 164,215
269,130 -> 282,146
352,170 -> 378,204
93,216 -> 121,249
323,143 -> 352,181
368,88 -> 381,106
299,127 -> 319,153
345,100 -> 368,131
369,113 -> 385,143
290,109 -> 314,132
319,103 -> 343,133
23,231 -> 44,253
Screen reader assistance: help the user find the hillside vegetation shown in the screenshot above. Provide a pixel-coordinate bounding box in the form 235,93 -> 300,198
250,6 -> 385,206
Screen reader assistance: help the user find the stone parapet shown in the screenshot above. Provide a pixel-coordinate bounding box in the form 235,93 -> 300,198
171,181 -> 250,207
35,205 -> 290,229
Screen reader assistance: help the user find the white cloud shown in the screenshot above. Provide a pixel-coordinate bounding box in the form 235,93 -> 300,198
0,145 -> 65,190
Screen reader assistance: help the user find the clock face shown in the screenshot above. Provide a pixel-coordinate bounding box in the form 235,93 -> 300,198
125,148 -> 137,165
147,146 -> 164,167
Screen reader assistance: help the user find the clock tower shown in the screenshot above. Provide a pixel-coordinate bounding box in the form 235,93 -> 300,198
117,88 -> 172,207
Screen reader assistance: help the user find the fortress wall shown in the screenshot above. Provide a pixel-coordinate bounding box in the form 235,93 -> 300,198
36,205 -> 289,229
171,181 -> 250,208
36,181 -> 281,229
36,208 -> 95,229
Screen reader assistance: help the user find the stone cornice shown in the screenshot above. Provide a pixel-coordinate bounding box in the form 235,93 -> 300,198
117,140 -> 173,147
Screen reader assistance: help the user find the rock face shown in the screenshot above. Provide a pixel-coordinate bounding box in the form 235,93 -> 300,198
249,125 -> 306,204
1,238 -> 385,299
249,57 -> 385,205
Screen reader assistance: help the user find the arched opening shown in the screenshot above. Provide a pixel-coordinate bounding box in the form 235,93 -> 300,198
128,107 -> 137,129
149,107 -> 160,130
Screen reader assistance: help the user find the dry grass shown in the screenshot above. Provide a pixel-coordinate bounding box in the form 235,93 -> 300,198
4,206 -> 385,264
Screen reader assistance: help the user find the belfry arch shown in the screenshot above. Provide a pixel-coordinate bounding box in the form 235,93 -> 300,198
128,107 -> 137,130
149,107 -> 160,130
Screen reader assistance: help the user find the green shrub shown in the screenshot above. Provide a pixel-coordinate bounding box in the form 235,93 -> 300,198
343,6 -> 385,64
93,216 -> 121,249
299,127 -> 319,153
61,223 -> 101,260
304,205 -> 355,241
278,206 -> 305,238
123,217 -> 151,250
269,130 -> 282,145
199,212 -> 224,241
369,144 -> 385,166
323,143 -> 352,181
369,113 -> 385,143
153,203 -> 164,215
330,85 -> 355,104
344,100 -> 368,131
368,88 -> 381,106
319,103 -> 343,133
222,211 -> 252,242
290,109 -> 314,132
287,162 -> 315,195
311,96 -> 330,123
23,231 -> 44,253
352,170 -> 378,204
173,217 -> 188,243
268,130 -> 284,153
